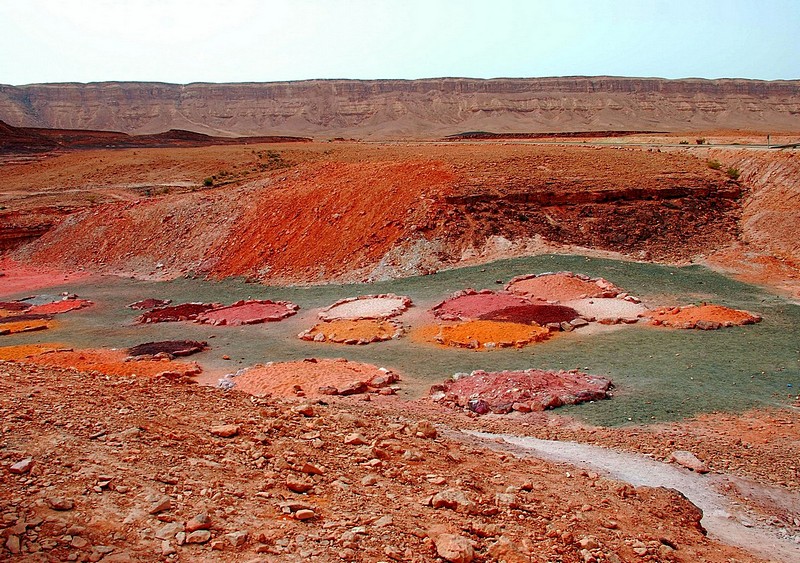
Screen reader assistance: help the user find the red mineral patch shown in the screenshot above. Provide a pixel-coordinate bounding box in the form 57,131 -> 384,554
28,298 -> 93,315
196,299 -> 298,326
505,272 -> 624,302
432,290 -> 533,321
430,369 -> 612,414
644,304 -> 762,330
136,302 -> 220,323
228,358 -> 399,398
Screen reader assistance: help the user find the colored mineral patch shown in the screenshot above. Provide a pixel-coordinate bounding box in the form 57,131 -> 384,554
196,299 -> 299,326
0,343 -> 68,361
28,298 -> 93,315
318,294 -> 411,321
0,315 -> 54,335
563,298 -> 649,324
298,319 -> 403,344
418,319 -> 550,350
432,290 -> 534,321
645,304 -> 762,330
226,358 -> 400,398
135,302 -> 220,323
14,347 -> 202,378
430,368 -> 613,414
479,303 -> 580,325
0,301 -> 32,313
505,272 -> 623,302
128,340 -> 209,358
127,298 -> 172,310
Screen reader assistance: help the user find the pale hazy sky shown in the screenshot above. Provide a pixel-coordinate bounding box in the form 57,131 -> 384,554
1,0 -> 798,85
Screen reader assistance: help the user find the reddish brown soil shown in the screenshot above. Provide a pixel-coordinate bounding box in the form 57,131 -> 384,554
127,340 -> 208,358
431,369 -> 612,414
0,257 -> 90,298
27,298 -> 92,315
230,359 -> 398,398
0,301 -> 31,312
506,273 -> 622,302
416,320 -> 551,350
1,361 -> 764,563
8,348 -> 201,379
645,304 -> 762,329
4,143 -> 743,283
136,303 -> 219,323
432,290 -> 534,321
479,303 -> 580,325
299,319 -> 403,344
196,300 -> 298,326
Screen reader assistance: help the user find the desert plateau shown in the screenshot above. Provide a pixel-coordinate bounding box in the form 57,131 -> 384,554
1,76 -> 800,563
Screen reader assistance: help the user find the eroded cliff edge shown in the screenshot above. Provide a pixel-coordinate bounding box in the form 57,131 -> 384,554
2,77 -> 799,138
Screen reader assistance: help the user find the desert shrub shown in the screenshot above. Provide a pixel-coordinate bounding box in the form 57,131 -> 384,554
678,140 -> 689,145
203,177 -> 213,187
707,160 -> 722,170
696,138 -> 706,145
726,167 -> 741,180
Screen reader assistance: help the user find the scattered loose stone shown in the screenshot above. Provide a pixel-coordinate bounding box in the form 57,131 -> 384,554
9,457 -> 33,474
294,509 -> 316,521
669,450 -> 709,473
210,424 -> 240,438
185,513 -> 211,532
434,533 -> 475,563
344,432 -> 368,445
186,530 -> 212,544
47,497 -> 74,511
147,495 -> 172,515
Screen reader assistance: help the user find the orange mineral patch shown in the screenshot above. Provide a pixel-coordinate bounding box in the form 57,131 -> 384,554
299,319 -> 402,344
14,348 -> 201,378
0,343 -> 68,361
645,304 -> 762,330
418,320 -> 550,350
230,358 -> 398,398
0,318 -> 54,335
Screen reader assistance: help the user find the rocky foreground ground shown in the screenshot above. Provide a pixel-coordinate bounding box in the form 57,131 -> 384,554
3,361 -> 793,563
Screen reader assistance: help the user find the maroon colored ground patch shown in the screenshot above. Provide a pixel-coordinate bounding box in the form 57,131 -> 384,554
431,369 -> 612,414
432,290 -> 534,321
135,303 -> 219,323
196,299 -> 298,326
128,298 -> 172,310
479,303 -> 579,325
128,340 -> 208,358
0,301 -> 32,312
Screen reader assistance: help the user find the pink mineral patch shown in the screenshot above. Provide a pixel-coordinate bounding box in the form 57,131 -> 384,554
430,369 -> 612,414
28,298 -> 93,315
196,299 -> 299,326
431,290 -> 533,321
505,272 -> 623,302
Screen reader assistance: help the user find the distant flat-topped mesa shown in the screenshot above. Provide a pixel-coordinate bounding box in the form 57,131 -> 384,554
1,77 -> 799,138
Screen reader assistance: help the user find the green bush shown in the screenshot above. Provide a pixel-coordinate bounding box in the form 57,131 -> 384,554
203,177 -> 213,187
726,167 -> 741,180
707,160 -> 722,170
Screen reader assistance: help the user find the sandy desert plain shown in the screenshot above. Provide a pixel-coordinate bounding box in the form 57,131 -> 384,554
1,117 -> 800,563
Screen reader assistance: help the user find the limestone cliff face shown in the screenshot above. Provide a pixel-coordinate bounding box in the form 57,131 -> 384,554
1,77 -> 798,138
